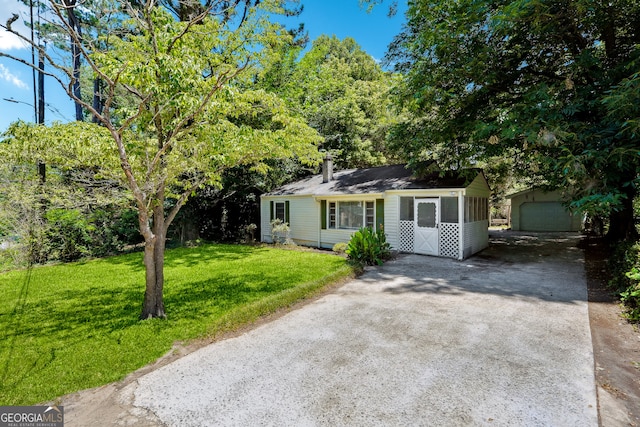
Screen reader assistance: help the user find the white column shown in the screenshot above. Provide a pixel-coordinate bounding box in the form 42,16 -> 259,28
458,191 -> 465,260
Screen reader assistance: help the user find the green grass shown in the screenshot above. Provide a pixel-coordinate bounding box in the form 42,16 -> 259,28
0,243 -> 353,405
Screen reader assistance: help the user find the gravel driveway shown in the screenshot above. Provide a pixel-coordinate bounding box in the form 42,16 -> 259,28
110,231 -> 595,426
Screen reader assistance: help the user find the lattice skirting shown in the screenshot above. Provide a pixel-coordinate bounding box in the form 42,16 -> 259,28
439,223 -> 459,258
399,221 -> 459,258
399,220 -> 414,252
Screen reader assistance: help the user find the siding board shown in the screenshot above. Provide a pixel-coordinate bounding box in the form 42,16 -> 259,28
289,198 -> 319,244
384,195 -> 399,249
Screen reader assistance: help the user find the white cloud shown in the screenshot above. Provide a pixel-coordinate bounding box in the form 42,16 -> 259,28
0,0 -> 30,50
0,63 -> 28,89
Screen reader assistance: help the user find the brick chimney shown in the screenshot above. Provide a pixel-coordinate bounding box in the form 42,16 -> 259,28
322,153 -> 333,183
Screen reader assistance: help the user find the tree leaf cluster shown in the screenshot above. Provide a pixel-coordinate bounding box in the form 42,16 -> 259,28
258,34 -> 401,169
387,0 -> 640,239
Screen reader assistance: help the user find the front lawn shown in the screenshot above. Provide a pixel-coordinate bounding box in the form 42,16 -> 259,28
0,244 -> 352,405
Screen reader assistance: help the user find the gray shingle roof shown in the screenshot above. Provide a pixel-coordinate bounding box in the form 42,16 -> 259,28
264,164 -> 479,197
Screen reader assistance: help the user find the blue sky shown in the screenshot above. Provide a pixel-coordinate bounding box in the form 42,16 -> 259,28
0,0 -> 406,132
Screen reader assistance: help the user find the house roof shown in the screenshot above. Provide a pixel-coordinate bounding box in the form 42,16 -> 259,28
264,164 -> 483,197
506,187 -> 561,199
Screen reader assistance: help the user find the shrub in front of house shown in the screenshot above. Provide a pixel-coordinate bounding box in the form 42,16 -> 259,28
346,226 -> 391,266
270,219 -> 294,245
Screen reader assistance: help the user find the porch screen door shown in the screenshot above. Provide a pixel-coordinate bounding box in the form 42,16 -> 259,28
414,198 -> 439,256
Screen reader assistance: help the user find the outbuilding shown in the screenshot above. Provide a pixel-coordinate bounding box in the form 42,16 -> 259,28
507,188 -> 583,232
260,158 -> 490,260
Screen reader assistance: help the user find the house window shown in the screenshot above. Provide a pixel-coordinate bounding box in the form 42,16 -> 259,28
328,201 -> 375,229
339,201 -> 363,229
329,202 -> 336,228
366,201 -> 374,227
273,201 -> 288,223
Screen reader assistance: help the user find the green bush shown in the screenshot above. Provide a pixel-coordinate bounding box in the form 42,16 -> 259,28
0,244 -> 22,272
25,223 -> 51,265
45,208 -> 93,262
86,209 -> 122,257
18,207 -> 142,265
609,241 -> 640,322
346,226 -> 391,266
89,207 -> 142,256
623,269 -> 640,321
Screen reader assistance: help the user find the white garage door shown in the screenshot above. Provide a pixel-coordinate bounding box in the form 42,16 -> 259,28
520,202 -> 573,231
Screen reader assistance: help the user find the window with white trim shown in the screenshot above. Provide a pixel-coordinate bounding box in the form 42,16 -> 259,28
328,201 -> 375,229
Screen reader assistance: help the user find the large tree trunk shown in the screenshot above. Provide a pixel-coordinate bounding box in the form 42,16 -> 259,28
140,190 -> 168,319
606,191 -> 638,242
140,238 -> 167,319
141,239 -> 163,319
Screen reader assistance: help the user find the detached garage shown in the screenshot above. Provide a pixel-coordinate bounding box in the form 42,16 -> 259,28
508,188 -> 583,232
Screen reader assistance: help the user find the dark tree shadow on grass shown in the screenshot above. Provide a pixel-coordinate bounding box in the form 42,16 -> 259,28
102,243 -> 267,271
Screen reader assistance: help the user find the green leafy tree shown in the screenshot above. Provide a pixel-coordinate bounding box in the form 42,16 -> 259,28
267,35 -> 399,168
385,0 -> 640,241
1,0 -> 321,319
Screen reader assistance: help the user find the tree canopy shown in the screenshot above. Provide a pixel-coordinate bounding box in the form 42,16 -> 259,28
260,34 -> 400,168
386,0 -> 640,240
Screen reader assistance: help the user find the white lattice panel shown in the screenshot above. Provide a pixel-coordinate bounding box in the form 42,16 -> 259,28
399,220 -> 414,252
439,223 -> 459,259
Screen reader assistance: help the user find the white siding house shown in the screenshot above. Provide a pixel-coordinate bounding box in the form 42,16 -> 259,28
261,159 -> 491,260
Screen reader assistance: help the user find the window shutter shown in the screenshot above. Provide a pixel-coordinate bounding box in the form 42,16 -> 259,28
270,201 -> 274,222
321,200 -> 327,229
285,201 -> 290,225
376,199 -> 385,230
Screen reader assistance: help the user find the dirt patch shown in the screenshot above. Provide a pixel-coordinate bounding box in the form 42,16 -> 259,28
583,237 -> 640,426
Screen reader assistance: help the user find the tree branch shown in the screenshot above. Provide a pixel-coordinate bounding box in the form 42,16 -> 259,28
166,6 -> 212,53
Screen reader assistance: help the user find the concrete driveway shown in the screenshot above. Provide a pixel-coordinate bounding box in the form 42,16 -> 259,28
74,232 -> 598,426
